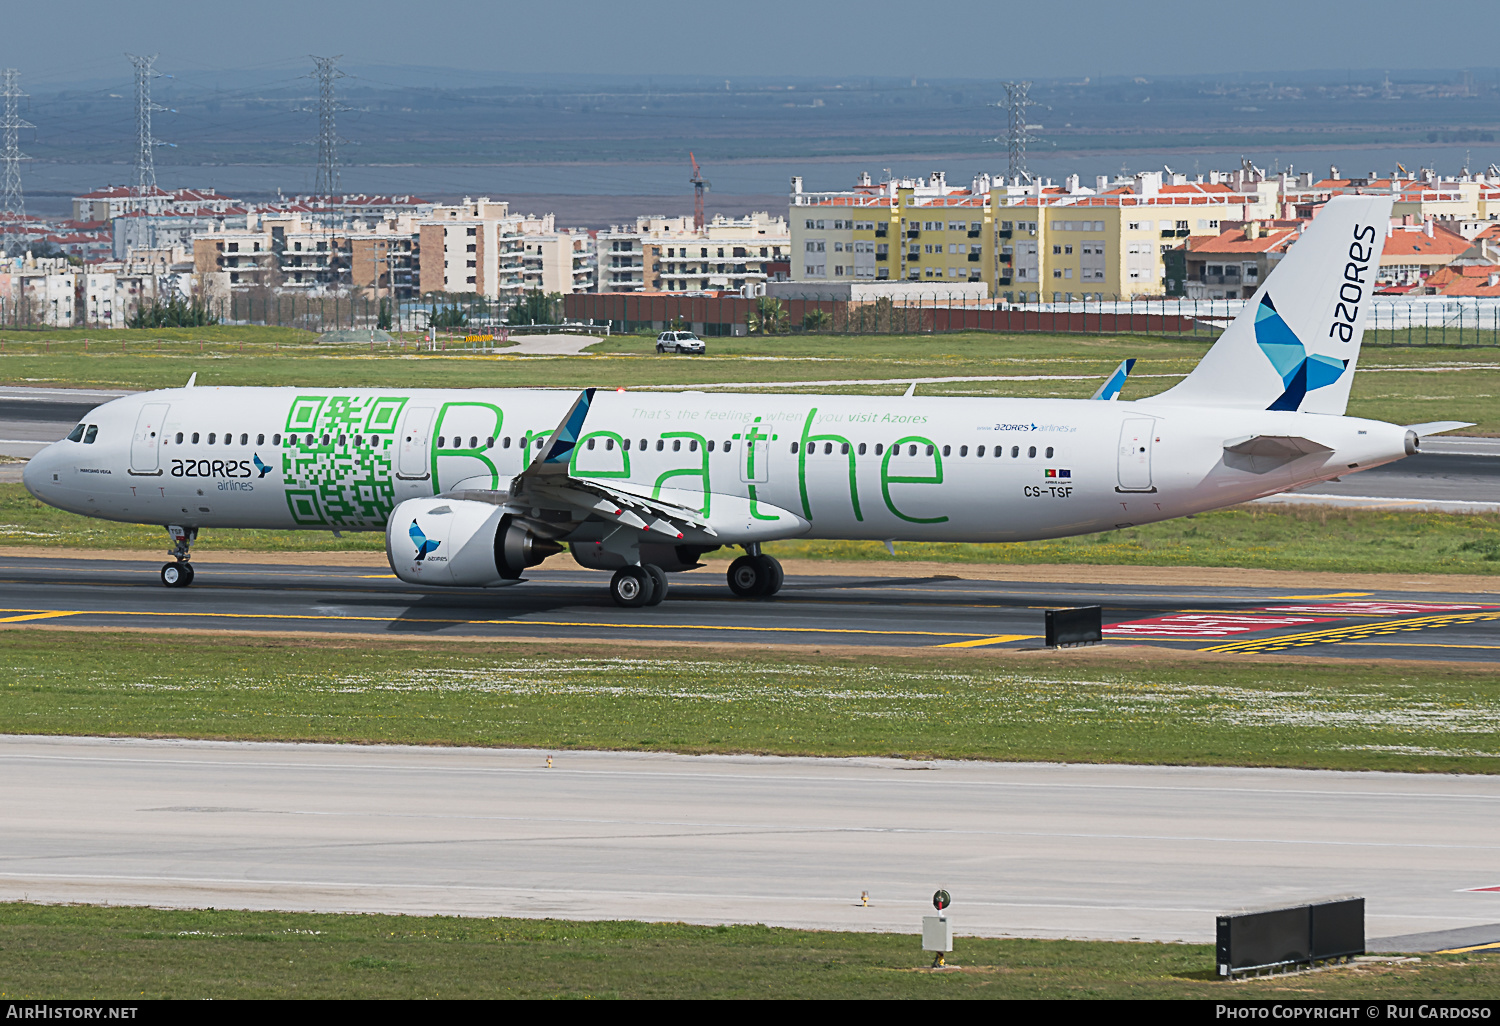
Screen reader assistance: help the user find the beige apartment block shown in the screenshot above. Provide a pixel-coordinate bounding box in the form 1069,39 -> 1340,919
601,212 -> 788,292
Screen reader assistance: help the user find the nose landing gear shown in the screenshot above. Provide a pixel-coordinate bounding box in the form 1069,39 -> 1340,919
161,524 -> 197,588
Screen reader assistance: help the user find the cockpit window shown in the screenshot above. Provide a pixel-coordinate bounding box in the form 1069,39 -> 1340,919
66,424 -> 85,442
83,425 -> 98,445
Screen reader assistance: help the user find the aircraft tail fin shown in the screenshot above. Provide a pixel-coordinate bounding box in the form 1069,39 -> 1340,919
1144,194 -> 1393,415
1091,358 -> 1135,400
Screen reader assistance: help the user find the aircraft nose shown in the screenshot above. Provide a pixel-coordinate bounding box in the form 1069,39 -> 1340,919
22,444 -> 57,501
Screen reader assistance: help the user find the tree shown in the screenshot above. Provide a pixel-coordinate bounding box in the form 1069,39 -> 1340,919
427,302 -> 468,328
127,296 -> 218,328
801,308 -> 831,332
507,289 -> 564,326
747,295 -> 788,335
376,297 -> 393,331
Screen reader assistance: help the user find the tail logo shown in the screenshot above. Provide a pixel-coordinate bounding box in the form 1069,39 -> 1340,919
1255,295 -> 1348,412
409,520 -> 440,561
252,453 -> 273,478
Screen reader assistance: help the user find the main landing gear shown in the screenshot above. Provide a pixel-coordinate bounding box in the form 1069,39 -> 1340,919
609,564 -> 670,608
727,551 -> 784,599
160,525 -> 197,588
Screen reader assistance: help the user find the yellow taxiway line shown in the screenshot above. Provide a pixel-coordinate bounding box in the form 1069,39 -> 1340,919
0,608 -> 990,641
936,634 -> 1038,648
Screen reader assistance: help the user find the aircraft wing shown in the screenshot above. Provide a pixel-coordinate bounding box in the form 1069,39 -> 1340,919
442,388 -> 805,545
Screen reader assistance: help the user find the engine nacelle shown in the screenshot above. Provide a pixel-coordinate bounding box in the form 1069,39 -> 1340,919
386,497 -> 561,586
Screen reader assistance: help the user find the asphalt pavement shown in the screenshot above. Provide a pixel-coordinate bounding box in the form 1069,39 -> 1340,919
3,555 -> 1499,660
4,735 -> 1497,945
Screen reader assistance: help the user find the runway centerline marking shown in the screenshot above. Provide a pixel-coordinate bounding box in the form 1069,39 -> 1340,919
0,607 -> 990,640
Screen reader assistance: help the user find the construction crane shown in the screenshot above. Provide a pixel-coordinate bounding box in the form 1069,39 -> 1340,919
689,152 -> 709,230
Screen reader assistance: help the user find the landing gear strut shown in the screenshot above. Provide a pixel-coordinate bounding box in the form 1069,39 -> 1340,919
161,525 -> 197,588
727,552 -> 783,598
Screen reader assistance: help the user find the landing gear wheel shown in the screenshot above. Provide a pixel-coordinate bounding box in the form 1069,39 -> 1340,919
160,562 -> 194,588
643,564 -> 668,606
727,554 -> 774,598
610,565 -> 655,608
760,555 -> 784,597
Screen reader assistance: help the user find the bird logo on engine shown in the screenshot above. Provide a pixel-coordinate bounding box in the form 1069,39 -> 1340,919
409,520 -> 441,561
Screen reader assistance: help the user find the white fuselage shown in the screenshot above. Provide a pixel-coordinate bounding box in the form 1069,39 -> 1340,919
23,385 -> 1411,547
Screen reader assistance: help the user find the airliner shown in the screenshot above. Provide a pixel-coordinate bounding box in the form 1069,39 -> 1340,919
23,195 -> 1464,606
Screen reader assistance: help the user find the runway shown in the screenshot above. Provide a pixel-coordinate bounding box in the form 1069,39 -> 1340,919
3,734 -> 1498,945
4,554 -> 1500,661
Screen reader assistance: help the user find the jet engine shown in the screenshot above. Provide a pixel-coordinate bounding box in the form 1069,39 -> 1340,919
386,497 -> 562,586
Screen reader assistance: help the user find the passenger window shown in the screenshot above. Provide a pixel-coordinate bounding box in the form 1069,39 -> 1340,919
874,443 -> 883,455
257,434 -> 265,445
960,445 -> 968,457
640,439 -> 648,450
1011,446 -> 1019,458
1028,445 -> 1037,458
83,425 -> 98,444
908,445 -> 917,456
1045,446 -> 1054,459
175,432 -> 184,444
321,434 -> 330,446
673,439 -> 681,452
689,439 -> 698,452
840,443 -> 849,455
976,445 -> 985,457
587,438 -> 596,450
857,442 -> 866,455
502,437 -> 511,448
192,432 -> 200,444
707,440 -> 715,452
486,437 -> 494,448
790,442 -> 798,454
208,433 -> 216,444
723,441 -> 732,453
338,434 -> 346,446
656,439 -> 664,451
926,445 -> 934,457
942,445 -> 950,457
536,438 -> 544,449
240,433 -> 248,445
273,433 -> 281,445
67,424 -> 85,442
437,436 -> 446,448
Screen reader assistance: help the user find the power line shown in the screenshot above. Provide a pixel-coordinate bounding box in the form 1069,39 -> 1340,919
127,53 -> 172,198
1003,81 -> 1045,180
1,68 -> 33,219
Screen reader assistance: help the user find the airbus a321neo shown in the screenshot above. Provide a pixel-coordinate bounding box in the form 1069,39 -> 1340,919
24,195 -> 1465,606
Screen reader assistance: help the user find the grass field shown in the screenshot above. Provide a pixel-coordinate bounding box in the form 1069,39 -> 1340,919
3,633 -> 1499,773
2,902 -> 1487,999
5,482 -> 1498,575
0,329 -> 1495,430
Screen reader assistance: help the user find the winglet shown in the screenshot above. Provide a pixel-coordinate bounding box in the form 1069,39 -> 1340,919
185,372 -> 197,389
534,387 -> 597,469
1090,358 -> 1135,401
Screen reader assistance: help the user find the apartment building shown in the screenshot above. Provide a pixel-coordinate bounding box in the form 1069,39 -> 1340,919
599,212 -> 788,292
416,199 -> 585,302
522,229 -> 595,294
191,211 -> 363,289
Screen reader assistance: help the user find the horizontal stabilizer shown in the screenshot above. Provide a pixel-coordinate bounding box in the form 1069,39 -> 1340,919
1403,421 -> 1475,436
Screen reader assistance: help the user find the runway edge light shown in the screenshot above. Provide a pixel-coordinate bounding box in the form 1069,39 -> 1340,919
923,889 -> 954,968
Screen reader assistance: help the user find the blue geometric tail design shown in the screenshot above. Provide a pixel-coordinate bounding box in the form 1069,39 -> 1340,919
1091,358 -> 1136,400
409,520 -> 440,561
541,387 -> 597,465
1255,294 -> 1348,412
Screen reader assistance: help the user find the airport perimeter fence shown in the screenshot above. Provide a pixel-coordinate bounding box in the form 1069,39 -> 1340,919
2,290 -> 1499,347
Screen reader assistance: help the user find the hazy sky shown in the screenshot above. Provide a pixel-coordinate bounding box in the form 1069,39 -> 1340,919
3,0 -> 1491,86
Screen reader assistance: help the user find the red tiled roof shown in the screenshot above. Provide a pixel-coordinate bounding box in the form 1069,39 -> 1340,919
1186,227 -> 1298,254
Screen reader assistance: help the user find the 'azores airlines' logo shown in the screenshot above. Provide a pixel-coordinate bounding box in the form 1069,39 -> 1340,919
1255,294 -> 1348,412
409,520 -> 441,561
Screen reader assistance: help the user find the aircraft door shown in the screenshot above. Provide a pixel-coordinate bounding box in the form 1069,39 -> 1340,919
1116,417 -> 1155,492
397,406 -> 434,480
129,403 -> 169,474
738,419 -> 771,484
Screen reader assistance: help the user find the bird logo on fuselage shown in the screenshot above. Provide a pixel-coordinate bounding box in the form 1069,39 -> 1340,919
252,453 -> 273,478
409,520 -> 440,561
